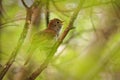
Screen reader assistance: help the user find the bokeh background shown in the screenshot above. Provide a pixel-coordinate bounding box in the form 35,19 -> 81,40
0,0 -> 120,80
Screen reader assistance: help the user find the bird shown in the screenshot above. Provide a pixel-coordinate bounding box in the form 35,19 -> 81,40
24,18 -> 63,65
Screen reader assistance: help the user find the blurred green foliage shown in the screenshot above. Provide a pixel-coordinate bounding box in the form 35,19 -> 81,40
0,0 -> 120,80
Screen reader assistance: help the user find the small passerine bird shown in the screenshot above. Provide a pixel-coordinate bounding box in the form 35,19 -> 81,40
24,18 -> 63,65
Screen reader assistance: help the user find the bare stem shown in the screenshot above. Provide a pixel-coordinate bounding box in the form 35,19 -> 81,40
45,0 -> 50,27
21,0 -> 29,9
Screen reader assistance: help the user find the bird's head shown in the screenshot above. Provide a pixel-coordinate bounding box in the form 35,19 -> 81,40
48,18 -> 63,34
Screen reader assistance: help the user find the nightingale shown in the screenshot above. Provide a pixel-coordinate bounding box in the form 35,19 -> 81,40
24,18 -> 63,65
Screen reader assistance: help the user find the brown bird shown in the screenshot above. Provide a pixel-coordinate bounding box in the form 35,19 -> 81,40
24,18 -> 63,65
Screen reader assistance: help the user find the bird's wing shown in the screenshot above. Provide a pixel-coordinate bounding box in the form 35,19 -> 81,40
24,31 -> 56,65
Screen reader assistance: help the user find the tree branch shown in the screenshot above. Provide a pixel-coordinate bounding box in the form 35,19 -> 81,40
27,0 -> 86,80
0,9 -> 32,80
0,17 -> 25,28
45,0 -> 50,27
0,0 -> 4,26
0,0 -> 41,79
51,0 -> 74,12
21,0 -> 29,9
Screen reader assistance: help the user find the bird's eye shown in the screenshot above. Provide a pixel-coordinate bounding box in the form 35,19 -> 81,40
57,21 -> 59,23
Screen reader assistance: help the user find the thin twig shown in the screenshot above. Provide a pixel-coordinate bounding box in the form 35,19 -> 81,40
21,0 -> 29,9
83,1 -> 113,9
0,0 -> 4,18
52,0 -> 70,17
89,8 -> 98,38
45,0 -> 50,27
52,0 -> 74,12
0,17 -> 25,29
53,33 -> 77,60
111,0 -> 120,19
27,0 -> 86,80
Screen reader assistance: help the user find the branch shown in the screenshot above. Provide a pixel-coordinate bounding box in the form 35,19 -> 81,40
45,0 -> 50,27
0,0 -> 42,79
0,0 -> 5,26
51,0 -> 70,17
53,32 -> 77,60
0,10 -> 32,80
0,0 -> 4,17
52,0 -> 74,12
27,0 -> 86,80
111,0 -> 120,19
89,8 -> 98,38
21,0 -> 29,9
0,17 -> 25,29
